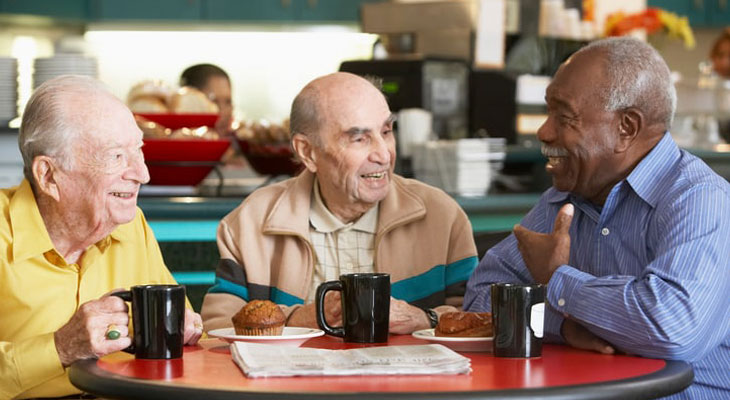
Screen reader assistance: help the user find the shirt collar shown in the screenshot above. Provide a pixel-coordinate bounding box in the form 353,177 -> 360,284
545,132 -> 679,209
624,132 -> 680,208
9,179 -> 133,262
9,180 -> 56,262
309,178 -> 379,234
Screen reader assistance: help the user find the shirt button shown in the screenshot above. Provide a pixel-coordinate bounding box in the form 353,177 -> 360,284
558,298 -> 566,307
601,227 -> 610,236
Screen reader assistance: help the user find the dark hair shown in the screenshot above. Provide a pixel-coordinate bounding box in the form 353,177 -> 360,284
179,64 -> 229,89
710,27 -> 730,59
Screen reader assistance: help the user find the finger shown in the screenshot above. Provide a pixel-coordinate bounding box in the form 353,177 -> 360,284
554,203 -> 574,234
97,296 -> 129,313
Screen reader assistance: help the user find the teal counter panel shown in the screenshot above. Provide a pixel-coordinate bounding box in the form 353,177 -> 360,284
172,271 -> 216,285
149,220 -> 219,242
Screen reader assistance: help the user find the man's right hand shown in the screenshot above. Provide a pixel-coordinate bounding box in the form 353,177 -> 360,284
54,294 -> 132,367
287,291 -> 341,329
561,318 -> 615,355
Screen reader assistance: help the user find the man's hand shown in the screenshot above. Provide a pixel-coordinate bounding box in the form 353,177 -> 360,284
287,292 -> 342,329
513,203 -> 574,284
561,318 -> 615,355
183,308 -> 204,345
54,294 -> 132,367
388,298 -> 432,334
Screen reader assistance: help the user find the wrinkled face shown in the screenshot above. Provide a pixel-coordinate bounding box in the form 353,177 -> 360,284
712,39 -> 730,79
312,82 -> 396,214
537,53 -> 621,203
55,94 -> 150,233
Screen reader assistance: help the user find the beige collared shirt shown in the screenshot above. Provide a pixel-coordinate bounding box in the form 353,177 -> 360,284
306,178 -> 378,303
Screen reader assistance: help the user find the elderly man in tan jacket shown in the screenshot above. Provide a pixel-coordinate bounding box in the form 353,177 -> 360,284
201,72 -> 478,334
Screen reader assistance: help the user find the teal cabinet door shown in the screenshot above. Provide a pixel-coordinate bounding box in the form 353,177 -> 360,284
203,0 -> 296,22
648,0 -> 708,26
0,0 -> 88,20
707,0 -> 730,26
90,0 -> 202,21
296,0 -> 380,22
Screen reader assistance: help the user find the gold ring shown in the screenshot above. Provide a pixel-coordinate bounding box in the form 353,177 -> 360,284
106,324 -> 121,340
194,322 -> 203,330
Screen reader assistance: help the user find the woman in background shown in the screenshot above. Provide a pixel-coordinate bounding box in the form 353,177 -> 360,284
711,28 -> 730,79
180,63 -> 234,135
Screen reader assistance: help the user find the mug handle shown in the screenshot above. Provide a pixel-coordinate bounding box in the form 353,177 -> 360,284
315,280 -> 344,338
110,290 -> 135,354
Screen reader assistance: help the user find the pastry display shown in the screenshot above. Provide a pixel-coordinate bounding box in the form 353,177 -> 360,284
434,311 -> 493,337
169,86 -> 219,114
231,300 -> 286,336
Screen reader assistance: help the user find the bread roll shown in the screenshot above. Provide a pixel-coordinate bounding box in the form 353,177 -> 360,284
127,80 -> 173,109
434,311 -> 493,337
129,95 -> 169,113
169,87 -> 219,114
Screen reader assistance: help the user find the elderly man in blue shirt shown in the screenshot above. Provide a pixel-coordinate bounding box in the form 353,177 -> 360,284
465,37 -> 730,398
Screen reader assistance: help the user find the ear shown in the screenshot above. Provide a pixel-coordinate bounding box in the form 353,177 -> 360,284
31,156 -> 61,201
616,108 -> 642,153
291,133 -> 318,173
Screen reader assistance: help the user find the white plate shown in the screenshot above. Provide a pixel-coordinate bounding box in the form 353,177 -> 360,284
208,327 -> 324,347
412,329 -> 493,353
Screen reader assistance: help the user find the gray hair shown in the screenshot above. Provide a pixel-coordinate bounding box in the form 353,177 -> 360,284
19,75 -> 109,182
289,84 -> 323,147
577,37 -> 676,128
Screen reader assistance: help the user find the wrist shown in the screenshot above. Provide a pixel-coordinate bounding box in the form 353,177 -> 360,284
423,308 -> 439,329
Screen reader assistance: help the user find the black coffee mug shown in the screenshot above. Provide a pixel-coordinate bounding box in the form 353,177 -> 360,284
315,273 -> 390,343
112,284 -> 186,359
491,283 -> 545,358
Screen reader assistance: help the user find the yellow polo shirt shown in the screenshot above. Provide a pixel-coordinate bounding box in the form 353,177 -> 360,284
0,180 -> 180,399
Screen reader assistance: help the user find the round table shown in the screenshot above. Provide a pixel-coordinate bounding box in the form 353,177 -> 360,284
69,335 -> 693,399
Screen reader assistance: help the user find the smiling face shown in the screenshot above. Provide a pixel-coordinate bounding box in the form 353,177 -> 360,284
302,74 -> 396,221
537,51 -> 623,204
54,92 -> 150,234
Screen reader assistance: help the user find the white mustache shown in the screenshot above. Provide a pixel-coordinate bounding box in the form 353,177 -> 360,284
541,146 -> 569,157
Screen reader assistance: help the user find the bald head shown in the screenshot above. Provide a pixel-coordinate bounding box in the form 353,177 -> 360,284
289,72 -> 386,146
571,37 -> 676,131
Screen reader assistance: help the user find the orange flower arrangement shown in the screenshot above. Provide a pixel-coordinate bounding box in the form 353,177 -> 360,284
604,8 -> 695,49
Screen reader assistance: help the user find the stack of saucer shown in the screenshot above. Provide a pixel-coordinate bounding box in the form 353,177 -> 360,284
33,54 -> 98,88
0,57 -> 18,123
412,138 -> 506,197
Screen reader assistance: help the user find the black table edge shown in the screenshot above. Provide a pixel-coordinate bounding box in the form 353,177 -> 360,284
69,357 -> 693,400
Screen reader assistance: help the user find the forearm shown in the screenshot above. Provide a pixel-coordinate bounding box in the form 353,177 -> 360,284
0,334 -> 66,399
548,265 -> 730,361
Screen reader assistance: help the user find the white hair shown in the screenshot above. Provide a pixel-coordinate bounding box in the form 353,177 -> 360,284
577,37 -> 676,128
19,75 -> 111,183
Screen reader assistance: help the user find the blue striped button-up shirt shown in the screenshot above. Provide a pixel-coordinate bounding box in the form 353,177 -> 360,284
464,133 -> 730,399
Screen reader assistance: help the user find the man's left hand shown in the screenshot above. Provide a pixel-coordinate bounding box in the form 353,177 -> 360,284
513,203 -> 574,284
388,298 -> 432,334
183,308 -> 204,345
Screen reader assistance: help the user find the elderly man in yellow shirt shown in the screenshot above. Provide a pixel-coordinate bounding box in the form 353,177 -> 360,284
0,75 -> 204,399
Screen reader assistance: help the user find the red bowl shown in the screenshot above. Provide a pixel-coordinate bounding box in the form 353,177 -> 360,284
142,138 -> 230,186
237,139 -> 302,176
135,113 -> 219,130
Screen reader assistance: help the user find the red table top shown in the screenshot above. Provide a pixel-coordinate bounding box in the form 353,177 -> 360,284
69,334 -> 692,399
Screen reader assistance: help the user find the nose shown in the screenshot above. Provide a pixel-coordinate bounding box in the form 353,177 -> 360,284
536,115 -> 556,144
125,151 -> 150,184
369,134 -> 392,165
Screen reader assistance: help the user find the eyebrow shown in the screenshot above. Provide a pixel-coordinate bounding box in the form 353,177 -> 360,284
343,113 -> 397,136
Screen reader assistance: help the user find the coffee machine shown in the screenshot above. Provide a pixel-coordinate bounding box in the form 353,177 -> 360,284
339,59 -> 469,140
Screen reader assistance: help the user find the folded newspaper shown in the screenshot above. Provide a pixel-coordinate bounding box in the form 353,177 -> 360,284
231,342 -> 471,378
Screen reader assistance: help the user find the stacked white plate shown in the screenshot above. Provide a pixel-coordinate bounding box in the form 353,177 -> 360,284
0,57 -> 18,123
33,54 -> 98,88
412,138 -> 506,197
